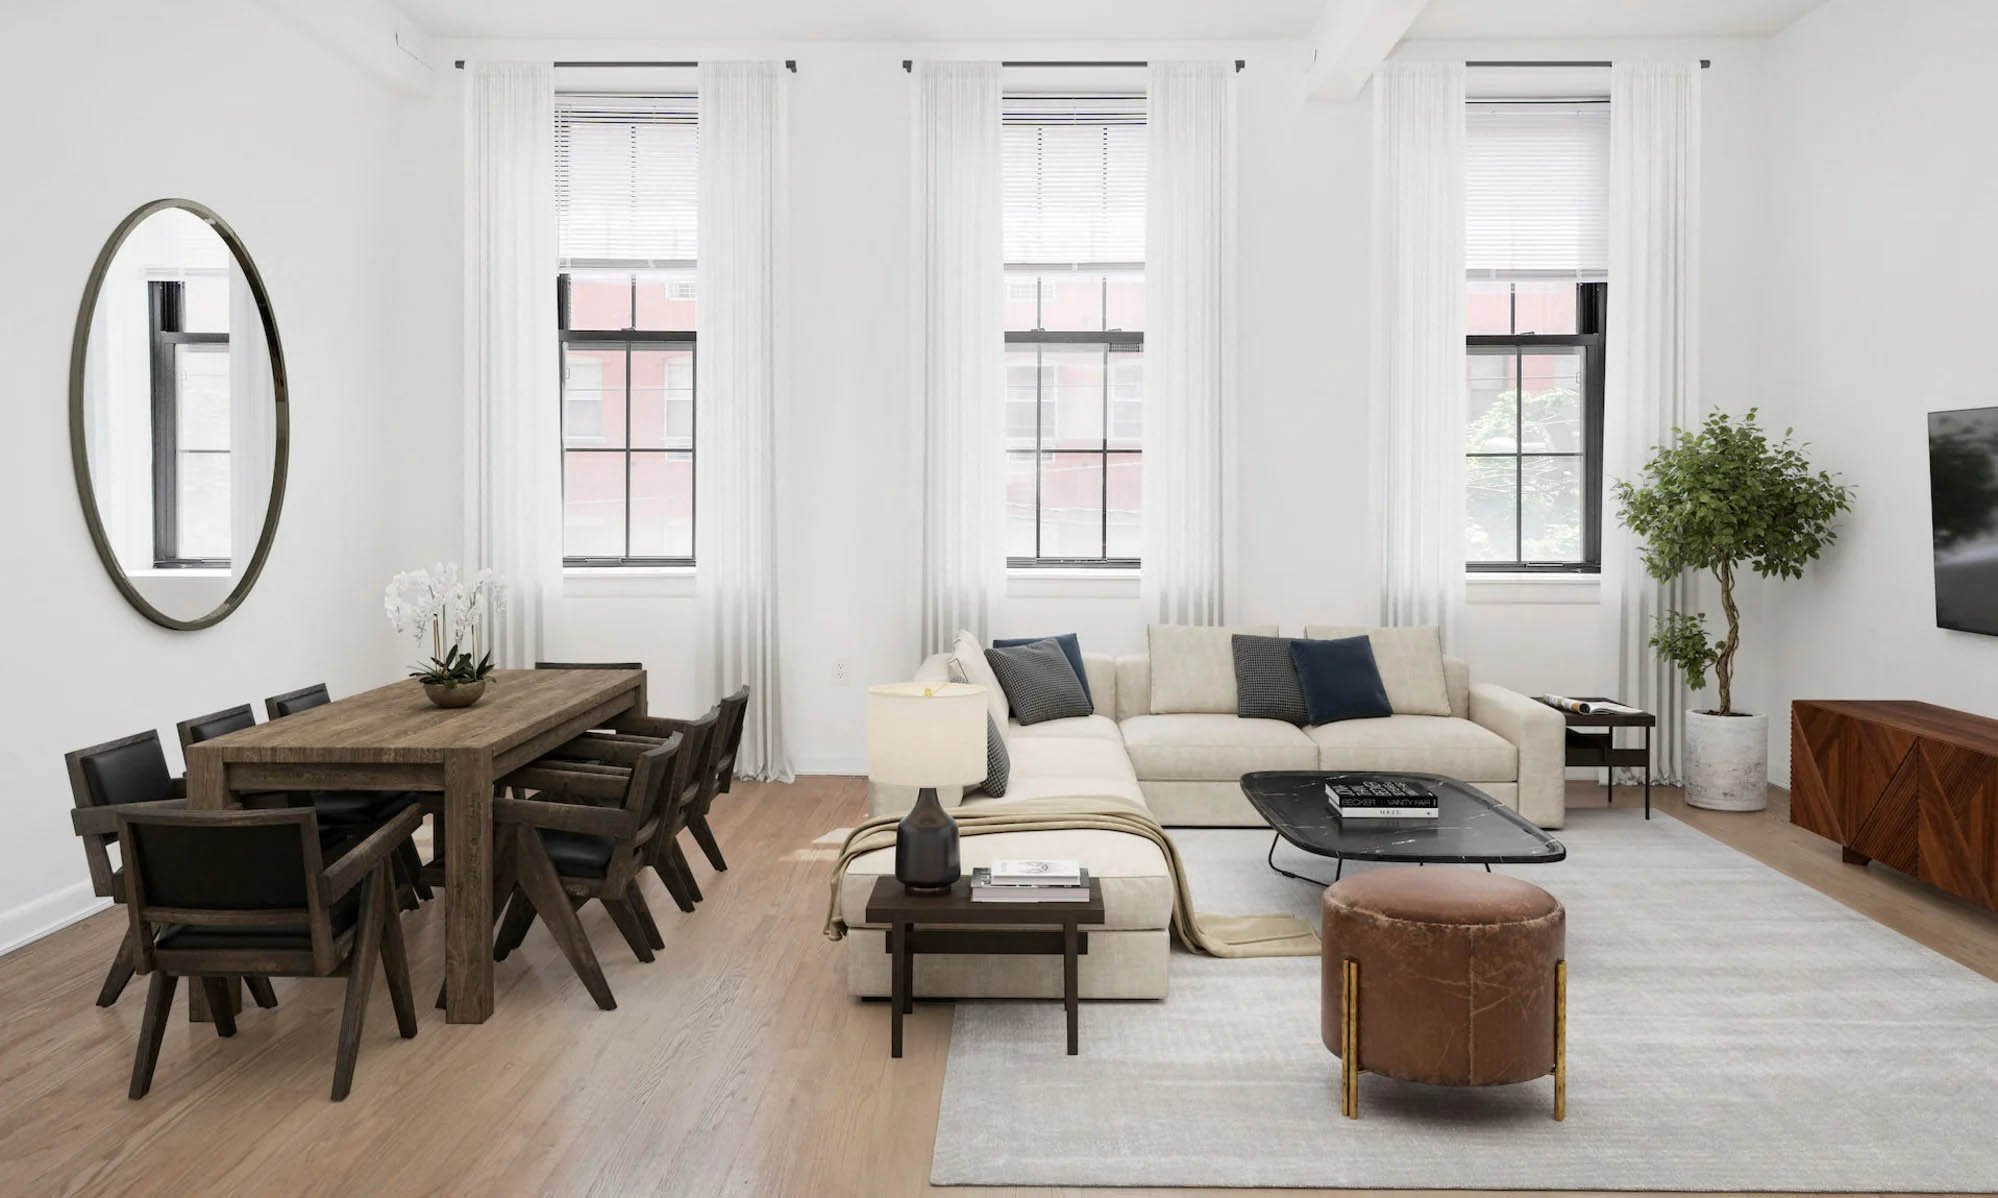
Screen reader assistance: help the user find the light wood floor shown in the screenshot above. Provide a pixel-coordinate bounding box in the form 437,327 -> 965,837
2,778 -> 1993,1197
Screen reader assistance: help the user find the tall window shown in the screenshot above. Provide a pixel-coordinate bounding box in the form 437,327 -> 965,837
1002,93 -> 1146,568
1464,101 -> 1609,572
555,92 -> 697,566
148,277 -> 231,568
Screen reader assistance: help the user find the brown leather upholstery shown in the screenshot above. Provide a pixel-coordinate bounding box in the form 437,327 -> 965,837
1320,867 -> 1563,1087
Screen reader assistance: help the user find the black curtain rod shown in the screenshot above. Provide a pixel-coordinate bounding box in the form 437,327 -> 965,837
453,59 -> 798,72
1467,59 -> 1710,69
901,59 -> 1245,72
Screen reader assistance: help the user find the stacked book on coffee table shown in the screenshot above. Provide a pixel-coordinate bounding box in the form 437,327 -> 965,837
970,858 -> 1092,903
1325,778 -> 1440,820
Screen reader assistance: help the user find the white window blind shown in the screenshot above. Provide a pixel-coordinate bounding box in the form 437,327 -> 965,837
1002,93 -> 1146,266
1465,102 -> 1609,281
555,92 -> 698,266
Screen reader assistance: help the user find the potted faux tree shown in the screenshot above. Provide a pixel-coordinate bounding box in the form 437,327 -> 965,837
1613,409 -> 1851,811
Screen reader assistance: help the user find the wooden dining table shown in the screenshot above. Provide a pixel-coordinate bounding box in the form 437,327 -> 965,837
184,667 -> 646,1024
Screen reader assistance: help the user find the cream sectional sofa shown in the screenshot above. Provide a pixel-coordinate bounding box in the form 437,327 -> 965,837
842,628 -> 1566,1001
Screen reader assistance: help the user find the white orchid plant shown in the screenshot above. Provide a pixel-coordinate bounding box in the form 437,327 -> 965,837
383,564 -> 508,689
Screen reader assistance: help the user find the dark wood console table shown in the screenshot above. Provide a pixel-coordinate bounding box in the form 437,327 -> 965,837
1791,699 -> 1998,912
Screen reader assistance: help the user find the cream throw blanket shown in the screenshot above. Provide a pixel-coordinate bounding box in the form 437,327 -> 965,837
824,796 -> 1319,958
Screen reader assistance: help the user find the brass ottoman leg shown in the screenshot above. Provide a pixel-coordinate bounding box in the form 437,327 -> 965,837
1553,959 -> 1567,1121
1341,957 -> 1360,1119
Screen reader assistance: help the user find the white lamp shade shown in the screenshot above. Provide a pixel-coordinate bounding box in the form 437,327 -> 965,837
866,682 -> 989,787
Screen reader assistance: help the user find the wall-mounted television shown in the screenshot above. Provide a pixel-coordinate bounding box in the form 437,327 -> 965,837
1930,406 -> 1998,636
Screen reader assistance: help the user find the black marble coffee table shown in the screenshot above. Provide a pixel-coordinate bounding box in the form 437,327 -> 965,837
1239,770 -> 1566,884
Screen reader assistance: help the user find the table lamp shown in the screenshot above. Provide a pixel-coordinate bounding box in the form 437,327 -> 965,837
867,682 -> 988,894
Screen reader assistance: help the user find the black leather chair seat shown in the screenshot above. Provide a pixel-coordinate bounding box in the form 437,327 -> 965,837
309,790 -> 421,828
538,828 -> 615,879
156,888 -> 361,952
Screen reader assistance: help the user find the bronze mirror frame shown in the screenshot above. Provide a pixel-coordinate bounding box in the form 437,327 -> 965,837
68,198 -> 291,631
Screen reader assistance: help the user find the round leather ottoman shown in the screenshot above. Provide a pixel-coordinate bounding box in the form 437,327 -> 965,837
1320,867 -> 1566,1119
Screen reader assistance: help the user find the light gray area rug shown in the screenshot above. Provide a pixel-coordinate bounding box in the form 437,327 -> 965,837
932,807 -> 1998,1190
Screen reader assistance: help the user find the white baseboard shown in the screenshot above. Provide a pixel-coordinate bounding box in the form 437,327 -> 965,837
0,881 -> 111,957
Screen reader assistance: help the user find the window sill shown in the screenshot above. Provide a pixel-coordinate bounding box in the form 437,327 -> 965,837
128,567 -> 230,580
562,567 -> 695,599
1465,573 -> 1601,605
1005,568 -> 1141,599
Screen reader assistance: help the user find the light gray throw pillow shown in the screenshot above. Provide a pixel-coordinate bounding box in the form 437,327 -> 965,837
949,659 -> 1012,795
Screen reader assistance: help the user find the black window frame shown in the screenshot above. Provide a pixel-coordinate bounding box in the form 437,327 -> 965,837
147,279 -> 230,570
556,270 -> 697,569
1465,281 -> 1606,574
1003,274 -> 1144,571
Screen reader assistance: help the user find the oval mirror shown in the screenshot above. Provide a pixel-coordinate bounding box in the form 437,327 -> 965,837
69,200 -> 288,630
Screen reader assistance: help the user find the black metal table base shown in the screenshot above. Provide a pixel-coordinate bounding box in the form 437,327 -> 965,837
1265,834 -> 1493,888
1604,725 -> 1655,819
1566,720 -> 1656,821
1267,833 -> 1340,886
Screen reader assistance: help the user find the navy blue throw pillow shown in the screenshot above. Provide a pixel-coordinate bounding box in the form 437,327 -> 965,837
1290,636 -> 1393,726
991,633 -> 1091,703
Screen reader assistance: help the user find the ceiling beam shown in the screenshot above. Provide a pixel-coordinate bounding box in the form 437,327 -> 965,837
1304,0 -> 1431,101
256,0 -> 438,92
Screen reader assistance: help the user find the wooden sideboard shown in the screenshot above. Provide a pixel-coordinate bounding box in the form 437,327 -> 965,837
1791,700 -> 1998,911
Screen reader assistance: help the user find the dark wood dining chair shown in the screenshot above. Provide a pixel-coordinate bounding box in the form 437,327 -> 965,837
630,707 -> 722,910
529,662 -> 745,898
262,685 -> 432,902
116,803 -> 422,1100
181,702 -> 427,906
264,683 -> 333,719
176,704 -> 259,752
535,660 -> 643,672
175,706 -> 309,819
543,708 -> 721,914
63,731 -> 278,1011
685,686 -> 750,873
480,733 -> 687,1010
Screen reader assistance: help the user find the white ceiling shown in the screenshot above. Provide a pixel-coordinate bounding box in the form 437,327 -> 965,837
393,0 -> 1831,45
1408,0 -> 1828,40
394,0 -> 1327,42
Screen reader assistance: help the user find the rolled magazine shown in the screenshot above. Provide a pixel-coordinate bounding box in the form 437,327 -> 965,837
1543,694 -> 1641,716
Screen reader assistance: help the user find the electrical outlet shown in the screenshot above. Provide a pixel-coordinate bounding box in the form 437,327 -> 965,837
831,658 -> 850,686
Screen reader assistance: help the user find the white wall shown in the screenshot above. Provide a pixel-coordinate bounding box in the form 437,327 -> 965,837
1747,0 -> 1998,784
419,38 -> 1389,772
401,34 -> 1776,774
0,0 -> 438,948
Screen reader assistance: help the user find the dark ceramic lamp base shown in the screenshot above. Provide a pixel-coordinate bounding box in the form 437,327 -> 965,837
895,786 -> 961,895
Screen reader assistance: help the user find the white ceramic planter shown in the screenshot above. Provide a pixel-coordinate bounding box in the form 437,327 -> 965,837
1684,710 -> 1770,811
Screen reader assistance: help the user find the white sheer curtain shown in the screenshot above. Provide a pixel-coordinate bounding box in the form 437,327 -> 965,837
697,61 -> 792,781
1371,61 -> 1467,636
1143,61 -> 1237,626
1604,60 -> 1702,782
463,61 -> 559,668
911,61 -> 1003,654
